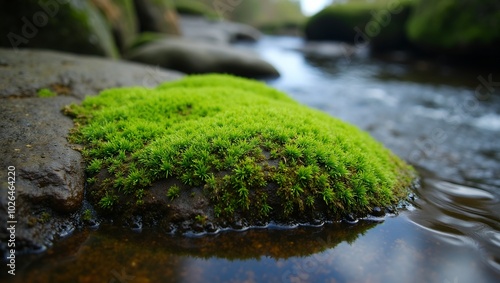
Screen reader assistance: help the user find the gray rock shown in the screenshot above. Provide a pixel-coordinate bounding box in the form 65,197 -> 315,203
0,48 -> 183,254
125,38 -> 279,78
0,48 -> 183,99
1,96 -> 85,213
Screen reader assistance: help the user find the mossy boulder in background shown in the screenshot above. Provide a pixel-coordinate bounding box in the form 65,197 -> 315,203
406,0 -> 500,59
0,0 -> 119,58
304,0 -> 414,51
305,3 -> 376,43
370,1 -> 414,52
65,74 -> 415,232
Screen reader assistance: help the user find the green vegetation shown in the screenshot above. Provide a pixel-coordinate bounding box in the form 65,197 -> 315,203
305,0 -> 414,46
65,74 -> 414,222
305,1 -> 383,42
306,0 -> 500,57
37,88 -> 57,98
167,185 -> 180,200
406,0 -> 500,51
1,0 -> 119,58
82,209 -> 93,222
99,192 -> 118,210
173,0 -> 215,18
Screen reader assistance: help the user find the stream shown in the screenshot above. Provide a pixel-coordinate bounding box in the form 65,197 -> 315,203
9,36 -> 500,283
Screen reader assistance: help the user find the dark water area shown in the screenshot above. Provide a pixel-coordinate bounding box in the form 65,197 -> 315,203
5,36 -> 500,283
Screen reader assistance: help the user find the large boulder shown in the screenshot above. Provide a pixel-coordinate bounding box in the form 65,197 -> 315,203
304,0 -> 414,52
0,48 -> 182,254
125,38 -> 279,78
64,74 -> 416,233
0,0 -> 119,58
304,3 -> 376,43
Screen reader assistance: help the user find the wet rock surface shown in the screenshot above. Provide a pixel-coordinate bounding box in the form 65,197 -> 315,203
0,48 -> 182,99
0,48 -> 182,254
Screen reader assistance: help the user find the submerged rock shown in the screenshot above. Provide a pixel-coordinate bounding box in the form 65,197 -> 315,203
64,74 -> 416,233
0,48 -> 182,254
125,38 -> 279,78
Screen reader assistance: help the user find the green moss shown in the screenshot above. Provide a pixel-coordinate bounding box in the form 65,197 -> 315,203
406,0 -> 500,50
82,209 -> 93,222
167,185 -> 180,200
99,192 -> 118,210
37,88 -> 57,98
66,74 -> 415,222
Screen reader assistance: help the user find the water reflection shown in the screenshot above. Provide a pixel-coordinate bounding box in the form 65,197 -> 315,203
12,221 -> 376,282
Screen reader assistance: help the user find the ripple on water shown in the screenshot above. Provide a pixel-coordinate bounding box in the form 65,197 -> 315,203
410,176 -> 500,273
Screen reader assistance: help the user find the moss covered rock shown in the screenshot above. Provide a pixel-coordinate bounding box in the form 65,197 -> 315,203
305,3 -> 375,42
370,1 -> 414,52
0,0 -> 118,58
65,74 -> 415,231
304,0 -> 413,50
406,0 -> 500,58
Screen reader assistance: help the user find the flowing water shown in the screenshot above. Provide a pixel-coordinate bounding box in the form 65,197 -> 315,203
7,36 -> 500,283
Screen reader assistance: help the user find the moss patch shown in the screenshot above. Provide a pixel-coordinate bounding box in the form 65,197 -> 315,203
37,88 -> 57,98
65,74 -> 414,228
